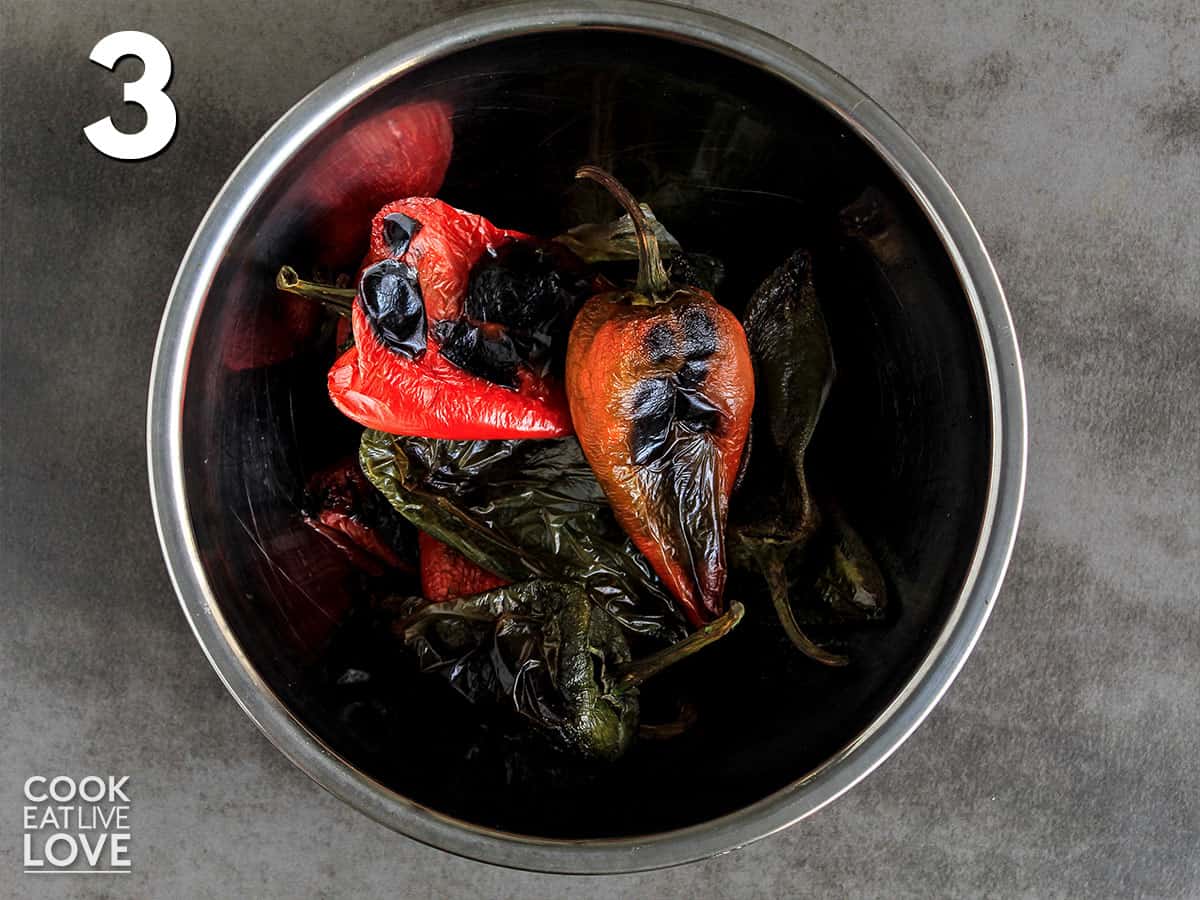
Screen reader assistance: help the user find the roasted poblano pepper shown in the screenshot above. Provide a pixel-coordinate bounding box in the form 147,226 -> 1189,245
359,430 -> 688,640
394,579 -> 743,760
732,249 -> 886,664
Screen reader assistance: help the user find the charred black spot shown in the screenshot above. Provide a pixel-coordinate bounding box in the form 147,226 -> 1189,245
675,387 -> 722,432
668,252 -> 726,294
644,323 -> 677,364
465,241 -> 592,356
629,362 -> 721,466
629,377 -> 675,466
434,319 -> 521,389
677,359 -> 707,389
359,259 -> 426,358
382,213 -> 422,256
677,307 -> 717,359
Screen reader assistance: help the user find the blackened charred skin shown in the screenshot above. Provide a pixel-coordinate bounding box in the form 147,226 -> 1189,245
359,259 -> 426,358
675,387 -> 721,432
677,359 -> 707,389
629,375 -> 721,465
466,241 -> 593,337
382,213 -> 422,256
434,319 -> 521,388
677,306 -> 717,359
644,322 -> 677,364
630,377 -> 675,466
302,460 -> 418,571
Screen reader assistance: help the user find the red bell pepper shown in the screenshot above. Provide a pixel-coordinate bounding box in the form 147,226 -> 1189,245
326,197 -> 576,439
302,459 -> 415,577
418,532 -> 508,602
226,102 -> 453,371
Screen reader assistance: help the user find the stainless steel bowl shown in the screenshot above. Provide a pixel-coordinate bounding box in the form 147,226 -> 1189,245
148,0 -> 1025,873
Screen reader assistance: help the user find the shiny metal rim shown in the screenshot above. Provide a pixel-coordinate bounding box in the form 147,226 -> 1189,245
148,0 -> 1027,874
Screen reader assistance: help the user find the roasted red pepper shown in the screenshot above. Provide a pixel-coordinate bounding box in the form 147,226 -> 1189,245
227,103 -> 453,371
418,532 -> 508,602
565,168 -> 755,627
302,459 -> 415,577
324,198 -> 580,439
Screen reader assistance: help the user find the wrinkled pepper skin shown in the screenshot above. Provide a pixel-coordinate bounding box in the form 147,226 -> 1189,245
418,531 -> 508,602
397,580 -> 639,761
226,103 -> 452,371
396,579 -> 743,760
327,197 -> 576,439
565,168 -> 754,627
301,458 -> 416,577
567,292 -> 753,626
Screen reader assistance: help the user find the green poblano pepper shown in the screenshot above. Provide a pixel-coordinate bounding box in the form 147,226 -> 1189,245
731,249 -> 887,664
395,580 -> 744,761
360,431 -> 688,641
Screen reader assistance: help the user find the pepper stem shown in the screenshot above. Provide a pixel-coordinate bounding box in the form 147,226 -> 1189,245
276,265 -> 355,318
612,601 -> 744,692
762,556 -> 849,667
394,602 -> 497,641
575,165 -> 670,298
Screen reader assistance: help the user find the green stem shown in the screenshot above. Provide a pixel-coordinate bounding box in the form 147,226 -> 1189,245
612,601 -> 744,692
763,556 -> 849,667
394,603 -> 497,641
575,165 -> 670,298
276,265 -> 355,318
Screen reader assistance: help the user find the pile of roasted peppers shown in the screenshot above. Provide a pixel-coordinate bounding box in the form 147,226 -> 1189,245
274,148 -> 888,761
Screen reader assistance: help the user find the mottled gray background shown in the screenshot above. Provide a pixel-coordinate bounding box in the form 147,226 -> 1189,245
2,0 -> 1197,896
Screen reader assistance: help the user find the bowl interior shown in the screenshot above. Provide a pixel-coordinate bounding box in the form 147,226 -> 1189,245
180,29 -> 991,839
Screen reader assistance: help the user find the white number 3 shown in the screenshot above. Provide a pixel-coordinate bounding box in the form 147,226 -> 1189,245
83,31 -> 177,160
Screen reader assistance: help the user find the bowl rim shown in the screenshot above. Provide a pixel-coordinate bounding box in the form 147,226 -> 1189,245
147,0 -> 1027,874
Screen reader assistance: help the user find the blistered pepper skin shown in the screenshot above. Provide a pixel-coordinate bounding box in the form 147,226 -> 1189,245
564,168 -> 756,627
566,288 -> 754,626
327,198 -> 575,439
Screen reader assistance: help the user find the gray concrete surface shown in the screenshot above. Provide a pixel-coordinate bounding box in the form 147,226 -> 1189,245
2,0 -> 1197,896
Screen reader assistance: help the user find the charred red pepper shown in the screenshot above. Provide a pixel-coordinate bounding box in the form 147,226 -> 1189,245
227,103 -> 453,371
302,459 -> 416,577
284,197 -> 592,439
418,532 -> 508,602
565,168 -> 755,627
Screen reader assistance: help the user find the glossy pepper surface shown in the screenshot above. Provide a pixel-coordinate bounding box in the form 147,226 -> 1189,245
396,579 -> 744,760
565,168 -> 755,627
227,103 -> 452,371
326,197 -> 577,439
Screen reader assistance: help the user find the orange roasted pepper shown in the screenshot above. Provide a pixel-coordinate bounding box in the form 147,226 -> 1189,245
565,168 -> 754,627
